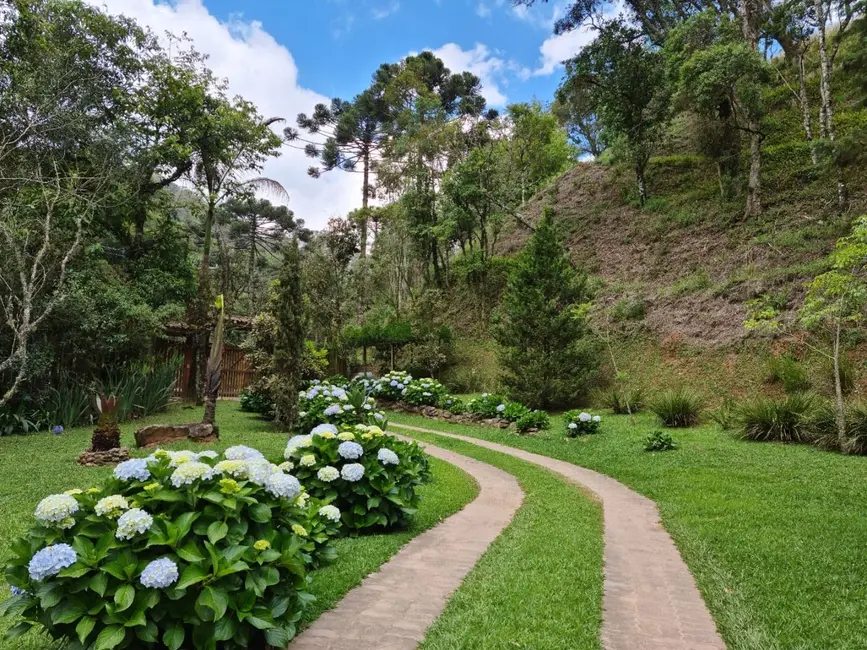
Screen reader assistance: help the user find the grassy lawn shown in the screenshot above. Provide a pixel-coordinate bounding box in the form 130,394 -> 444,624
0,402 -> 478,649
387,410 -> 867,650
405,429 -> 603,650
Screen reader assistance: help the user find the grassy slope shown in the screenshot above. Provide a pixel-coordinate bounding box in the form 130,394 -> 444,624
387,410 -> 867,650
0,402 -> 479,649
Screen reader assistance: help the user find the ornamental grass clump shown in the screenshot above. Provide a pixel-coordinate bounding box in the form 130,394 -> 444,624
284,424 -> 430,533
1,446 -> 340,650
563,410 -> 602,436
735,394 -> 817,443
296,380 -> 384,433
650,389 -> 704,428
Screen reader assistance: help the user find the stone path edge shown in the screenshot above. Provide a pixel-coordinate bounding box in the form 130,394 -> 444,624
288,436 -> 524,650
390,422 -> 728,650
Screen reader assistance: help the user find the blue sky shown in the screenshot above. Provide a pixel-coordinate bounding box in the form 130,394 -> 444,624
89,0 -> 596,228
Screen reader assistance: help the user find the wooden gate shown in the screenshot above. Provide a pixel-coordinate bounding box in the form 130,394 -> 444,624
167,344 -> 257,400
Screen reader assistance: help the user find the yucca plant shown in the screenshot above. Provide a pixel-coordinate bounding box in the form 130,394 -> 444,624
649,389 -> 704,428
594,386 -> 646,414
735,394 -> 816,443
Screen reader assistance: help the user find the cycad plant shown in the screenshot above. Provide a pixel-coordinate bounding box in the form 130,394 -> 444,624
90,394 -> 121,451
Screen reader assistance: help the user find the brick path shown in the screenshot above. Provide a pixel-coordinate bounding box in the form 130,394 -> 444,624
391,423 -> 727,650
288,438 -> 524,650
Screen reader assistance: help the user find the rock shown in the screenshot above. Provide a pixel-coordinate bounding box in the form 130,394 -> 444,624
77,446 -> 130,467
134,423 -> 218,448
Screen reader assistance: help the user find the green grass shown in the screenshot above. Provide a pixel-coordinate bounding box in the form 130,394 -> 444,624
387,411 -> 867,650
0,402 -> 479,649
402,429 -> 603,650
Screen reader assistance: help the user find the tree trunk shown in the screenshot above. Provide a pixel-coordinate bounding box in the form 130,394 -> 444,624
636,165 -> 647,206
833,318 -> 847,451
744,119 -> 763,218
248,215 -> 258,308
797,53 -> 819,166
202,396 -> 217,426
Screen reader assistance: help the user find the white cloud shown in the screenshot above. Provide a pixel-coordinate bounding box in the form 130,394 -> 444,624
84,0 -> 362,230
476,2 -> 491,18
533,24 -> 596,75
372,1 -> 400,20
428,43 -> 509,106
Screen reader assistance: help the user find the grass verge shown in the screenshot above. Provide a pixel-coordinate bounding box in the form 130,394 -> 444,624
0,402 -> 478,649
388,411 -> 867,650
402,429 -> 603,650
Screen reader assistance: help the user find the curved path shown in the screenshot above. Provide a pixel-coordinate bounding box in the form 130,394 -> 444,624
391,423 -> 727,650
289,437 -> 524,650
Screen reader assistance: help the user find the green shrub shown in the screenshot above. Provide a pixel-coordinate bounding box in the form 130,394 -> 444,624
238,387 -> 274,415
137,357 -> 181,416
440,395 -> 465,414
709,397 -> 738,430
514,410 -> 550,433
612,296 -> 646,321
594,387 -> 645,414
650,389 -> 704,427
644,430 -> 679,451
466,393 -> 509,418
0,399 -> 41,436
296,381 -> 385,433
372,371 -> 414,401
0,446 -> 338,649
284,425 -> 430,533
40,373 -> 92,429
766,354 -> 811,393
563,410 -> 602,436
842,402 -> 867,455
401,378 -> 450,407
821,354 -> 856,395
735,394 -> 817,443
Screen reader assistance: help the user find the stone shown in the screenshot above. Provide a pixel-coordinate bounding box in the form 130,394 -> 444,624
77,446 -> 130,467
134,423 -> 218,448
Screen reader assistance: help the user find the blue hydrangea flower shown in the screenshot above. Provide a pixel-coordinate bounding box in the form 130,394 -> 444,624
341,463 -> 365,482
9,586 -> 27,597
496,404 -> 506,413
579,412 -> 592,422
324,404 -> 342,416
114,458 -> 151,482
28,544 -> 77,581
374,413 -> 385,421
338,441 -> 363,460
311,423 -> 339,436
224,445 -> 265,461
377,448 -> 399,465
51,425 -> 64,435
390,380 -> 398,387
140,558 -> 179,589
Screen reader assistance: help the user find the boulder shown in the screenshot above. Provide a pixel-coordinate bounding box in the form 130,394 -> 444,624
134,423 -> 218,448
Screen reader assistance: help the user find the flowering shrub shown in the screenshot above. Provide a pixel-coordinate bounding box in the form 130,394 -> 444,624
297,380 -> 385,433
465,394 -> 550,431
466,393 -> 510,418
515,410 -> 550,433
0,446 -> 340,650
284,424 -> 430,533
440,395 -> 465,413
372,371 -> 414,401
401,378 -> 450,407
564,410 -> 602,437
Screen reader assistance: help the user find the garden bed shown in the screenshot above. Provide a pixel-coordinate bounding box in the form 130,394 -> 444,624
379,399 -> 521,431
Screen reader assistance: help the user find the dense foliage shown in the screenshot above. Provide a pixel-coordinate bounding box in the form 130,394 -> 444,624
563,411 -> 602,437
297,381 -> 385,433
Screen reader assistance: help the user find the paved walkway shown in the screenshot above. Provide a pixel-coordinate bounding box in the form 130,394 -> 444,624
288,437 -> 524,650
391,423 -> 727,650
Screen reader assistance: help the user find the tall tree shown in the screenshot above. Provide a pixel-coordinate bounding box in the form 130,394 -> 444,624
272,238 -> 304,430
552,84 -> 603,158
494,206 -> 600,408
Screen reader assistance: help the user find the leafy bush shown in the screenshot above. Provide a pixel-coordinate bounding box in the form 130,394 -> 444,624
136,357 -> 181,416
0,446 -> 338,649
0,399 -> 41,436
515,410 -> 550,433
709,397 -> 738,430
296,381 -> 385,433
650,389 -> 704,427
466,393 -> 509,418
372,371 -> 414,401
284,424 -> 431,532
644,430 -> 679,451
842,402 -> 867,455
439,395 -> 465,414
238,388 -> 274,416
40,373 -> 92,429
563,410 -> 602,436
401,378 -> 450,407
766,354 -> 811,393
735,394 -> 817,443
594,387 -> 645,414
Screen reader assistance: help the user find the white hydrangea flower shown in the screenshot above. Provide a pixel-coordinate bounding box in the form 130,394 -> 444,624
170,462 -> 216,488
35,494 -> 79,525
579,412 -> 592,422
568,422 -> 578,430
311,424 -> 339,437
299,454 -> 316,468
278,461 -> 294,472
197,450 -> 219,460
114,459 -> 150,482
317,466 -> 339,482
116,508 -> 153,540
337,441 -> 363,460
246,460 -> 277,486
341,463 -> 365,482
496,404 -> 506,412
377,448 -> 399,465
318,505 -> 341,522
294,491 -> 309,507
285,435 -> 313,459
94,495 -> 129,519
265,473 -> 301,500
337,432 -> 356,441
167,450 -> 199,467
592,415 -> 602,423
215,459 -> 248,478
324,404 -> 343,416
224,445 -> 264,461
140,558 -> 178,589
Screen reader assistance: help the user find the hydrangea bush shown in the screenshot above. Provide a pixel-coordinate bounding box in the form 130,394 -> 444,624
283,424 -> 430,533
296,380 -> 385,433
401,378 -> 450,407
372,371 -> 414,401
564,410 -> 602,436
0,446 -> 341,650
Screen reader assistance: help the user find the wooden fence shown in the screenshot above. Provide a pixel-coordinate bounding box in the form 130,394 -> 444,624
170,344 -> 257,399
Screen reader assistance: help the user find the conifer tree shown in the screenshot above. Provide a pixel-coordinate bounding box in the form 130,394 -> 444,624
493,207 -> 600,408
272,237 -> 304,430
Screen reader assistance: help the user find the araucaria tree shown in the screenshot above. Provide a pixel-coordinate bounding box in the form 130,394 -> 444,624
272,238 -> 304,429
493,207 -> 600,408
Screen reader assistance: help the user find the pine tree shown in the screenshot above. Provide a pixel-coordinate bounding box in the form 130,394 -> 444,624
272,237 -> 304,430
493,207 -> 600,408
